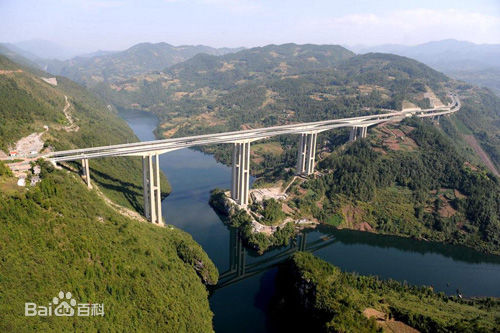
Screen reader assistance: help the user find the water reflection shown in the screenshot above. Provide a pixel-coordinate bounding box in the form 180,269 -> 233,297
320,226 -> 500,265
212,225 -> 500,297
213,228 -> 336,291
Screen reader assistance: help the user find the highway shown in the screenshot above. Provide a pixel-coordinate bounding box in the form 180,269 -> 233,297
45,93 -> 460,163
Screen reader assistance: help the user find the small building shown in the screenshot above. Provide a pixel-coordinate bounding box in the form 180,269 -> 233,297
33,165 -> 41,175
17,178 -> 26,187
30,151 -> 38,156
9,151 -> 17,157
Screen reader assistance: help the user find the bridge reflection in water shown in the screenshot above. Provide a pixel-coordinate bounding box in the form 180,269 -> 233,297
213,228 -> 336,290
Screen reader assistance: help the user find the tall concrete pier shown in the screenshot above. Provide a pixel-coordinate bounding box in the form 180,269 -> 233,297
231,141 -> 251,206
349,126 -> 367,142
81,158 -> 91,188
297,132 -> 317,176
142,154 -> 163,225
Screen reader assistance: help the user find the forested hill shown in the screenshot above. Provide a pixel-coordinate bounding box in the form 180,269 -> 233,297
0,55 -> 218,331
28,42 -> 243,88
167,43 -> 355,88
100,47 -> 448,135
271,252 -> 500,332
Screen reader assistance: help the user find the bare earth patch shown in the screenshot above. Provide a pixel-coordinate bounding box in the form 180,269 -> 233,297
438,194 -> 457,218
363,308 -> 419,333
0,69 -> 22,75
41,77 -> 57,86
423,86 -> 445,108
374,124 -> 417,152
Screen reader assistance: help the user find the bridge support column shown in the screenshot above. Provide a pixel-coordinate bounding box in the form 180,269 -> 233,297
296,132 -> 317,176
360,126 -> 368,139
349,127 -> 358,142
350,126 -> 367,141
142,154 -> 163,225
81,158 -> 91,188
142,156 -> 150,220
231,141 -> 251,207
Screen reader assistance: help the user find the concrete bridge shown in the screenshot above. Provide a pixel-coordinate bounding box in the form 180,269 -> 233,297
45,93 -> 460,226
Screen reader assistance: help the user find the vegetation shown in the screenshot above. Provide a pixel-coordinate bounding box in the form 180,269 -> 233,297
100,46 -> 449,139
0,161 -> 217,332
0,160 -> 12,177
0,55 -> 219,330
0,54 -> 170,212
295,118 -> 500,254
209,189 -> 295,254
271,252 -> 500,332
38,42 -> 242,89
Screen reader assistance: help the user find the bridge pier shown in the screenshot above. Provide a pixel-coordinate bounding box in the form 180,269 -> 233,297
349,127 -> 358,142
360,125 -> 368,138
349,126 -> 367,142
142,154 -> 163,225
81,158 -> 91,188
231,141 -> 251,207
296,132 -> 317,176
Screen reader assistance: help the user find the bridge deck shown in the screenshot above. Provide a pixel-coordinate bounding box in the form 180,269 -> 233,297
46,94 -> 459,162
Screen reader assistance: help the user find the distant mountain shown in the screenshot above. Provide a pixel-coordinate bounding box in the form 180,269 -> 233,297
100,44 -> 452,136
12,39 -> 81,60
37,42 -> 244,87
351,39 -> 500,95
167,43 -> 355,89
77,49 -> 118,58
0,43 -> 42,70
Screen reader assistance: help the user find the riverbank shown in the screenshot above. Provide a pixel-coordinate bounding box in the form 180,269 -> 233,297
209,187 -> 320,254
271,252 -> 500,332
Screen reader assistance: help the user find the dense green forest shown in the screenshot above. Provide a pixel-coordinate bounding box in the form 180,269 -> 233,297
0,162 -> 217,332
271,252 -> 500,332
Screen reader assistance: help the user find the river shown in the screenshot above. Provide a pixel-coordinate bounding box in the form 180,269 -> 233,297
119,109 -> 500,333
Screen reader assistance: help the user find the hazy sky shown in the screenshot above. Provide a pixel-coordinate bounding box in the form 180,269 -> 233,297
1,0 -> 499,52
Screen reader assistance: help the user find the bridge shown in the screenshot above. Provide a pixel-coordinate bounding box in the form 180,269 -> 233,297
45,93 -> 461,226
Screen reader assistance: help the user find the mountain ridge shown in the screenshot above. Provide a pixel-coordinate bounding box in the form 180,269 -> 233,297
351,39 -> 500,95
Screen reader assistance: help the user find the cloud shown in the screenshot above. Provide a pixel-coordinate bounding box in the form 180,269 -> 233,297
300,9 -> 500,45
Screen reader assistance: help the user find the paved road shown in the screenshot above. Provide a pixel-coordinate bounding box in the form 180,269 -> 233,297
46,93 -> 460,162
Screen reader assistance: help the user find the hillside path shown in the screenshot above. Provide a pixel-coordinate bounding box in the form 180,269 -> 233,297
62,95 -> 80,132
